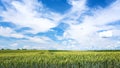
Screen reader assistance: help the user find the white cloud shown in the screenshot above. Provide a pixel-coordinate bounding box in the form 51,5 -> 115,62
62,0 -> 120,49
0,27 -> 24,38
112,29 -> 120,37
21,37 -> 60,50
100,29 -> 120,39
0,0 -> 61,34
10,43 -> 18,47
99,30 -> 113,38
61,0 -> 87,24
27,36 -> 53,44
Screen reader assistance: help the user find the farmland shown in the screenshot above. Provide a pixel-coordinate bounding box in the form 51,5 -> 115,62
0,50 -> 120,68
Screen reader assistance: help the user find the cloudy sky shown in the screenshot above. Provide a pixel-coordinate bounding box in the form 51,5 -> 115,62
0,0 -> 120,50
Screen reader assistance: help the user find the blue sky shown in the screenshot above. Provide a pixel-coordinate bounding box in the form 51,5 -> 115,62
0,0 -> 120,50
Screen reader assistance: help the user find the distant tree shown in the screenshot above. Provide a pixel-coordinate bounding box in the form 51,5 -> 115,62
1,48 -> 4,50
32,49 -> 37,50
6,49 -> 11,50
17,48 -> 21,50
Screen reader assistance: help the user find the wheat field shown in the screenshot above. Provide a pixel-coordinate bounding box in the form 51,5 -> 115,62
0,50 -> 120,68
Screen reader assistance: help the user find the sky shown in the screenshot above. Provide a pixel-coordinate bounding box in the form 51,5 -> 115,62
0,0 -> 120,50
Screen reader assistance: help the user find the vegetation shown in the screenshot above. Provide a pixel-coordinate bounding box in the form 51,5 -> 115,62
0,50 -> 120,68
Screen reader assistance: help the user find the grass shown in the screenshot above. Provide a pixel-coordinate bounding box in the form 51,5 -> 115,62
0,50 -> 120,68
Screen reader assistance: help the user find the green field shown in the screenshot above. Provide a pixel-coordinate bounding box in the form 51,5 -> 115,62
0,50 -> 120,68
